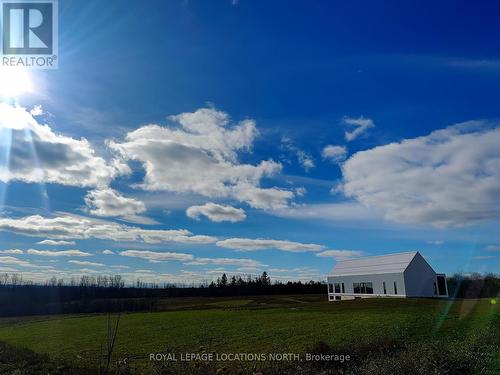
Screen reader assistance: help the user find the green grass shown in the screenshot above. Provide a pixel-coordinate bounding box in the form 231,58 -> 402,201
0,295 -> 498,374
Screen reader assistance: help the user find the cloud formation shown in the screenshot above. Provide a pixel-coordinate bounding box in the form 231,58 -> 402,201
427,240 -> 444,245
186,203 -> 246,223
269,202 -> 378,222
216,238 -> 324,252
322,145 -> 347,163
68,260 -> 104,266
120,250 -> 263,268
27,249 -> 91,257
120,250 -> 194,262
37,240 -> 76,246
0,256 -> 31,266
297,151 -> 315,171
0,249 -> 24,254
343,116 -> 375,141
108,108 -> 294,210
0,103 -> 121,187
341,122 -> 500,227
85,188 -> 146,218
185,257 -> 263,267
281,136 -> 315,172
316,250 -> 363,259
0,215 -> 217,244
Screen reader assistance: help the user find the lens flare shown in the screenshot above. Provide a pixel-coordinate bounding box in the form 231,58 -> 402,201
0,128 -> 13,210
0,68 -> 34,98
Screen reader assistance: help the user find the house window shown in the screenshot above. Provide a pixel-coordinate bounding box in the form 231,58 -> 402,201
383,281 -> 387,294
394,281 -> 398,295
353,282 -> 373,294
341,283 -> 345,293
334,283 -> 341,293
328,283 -> 333,293
353,282 -> 361,293
365,282 -> 373,294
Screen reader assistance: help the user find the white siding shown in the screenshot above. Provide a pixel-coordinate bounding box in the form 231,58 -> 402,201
327,272 -> 406,297
404,252 -> 438,297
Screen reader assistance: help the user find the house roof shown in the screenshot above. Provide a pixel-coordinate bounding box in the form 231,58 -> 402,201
329,251 -> 418,276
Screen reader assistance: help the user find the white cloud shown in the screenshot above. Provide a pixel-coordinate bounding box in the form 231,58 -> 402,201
268,268 -> 289,273
445,58 -> 500,70
102,249 -> 115,255
186,203 -> 246,223
0,103 -> 121,188
281,137 -> 315,172
343,116 -> 375,141
236,267 -> 262,273
265,266 -> 320,280
77,268 -> 100,274
85,188 -> 146,218
37,240 -> 76,246
0,214 -> 217,244
486,245 -> 500,252
108,108 -> 294,210
269,202 -> 379,222
120,250 -> 194,263
341,122 -> 500,227
322,145 -> 347,163
269,266 -> 319,273
204,268 -> 230,275
472,255 -> 496,260
297,150 -> 315,171
0,249 -> 23,254
30,105 -> 43,116
216,238 -> 324,252
120,251 -> 263,269
0,267 -> 19,272
295,187 -> 306,197
0,256 -> 31,266
316,250 -> 363,260
0,256 -> 54,269
186,257 -> 263,267
230,185 -> 294,210
427,240 -> 444,245
68,260 -> 104,267
27,249 -> 91,257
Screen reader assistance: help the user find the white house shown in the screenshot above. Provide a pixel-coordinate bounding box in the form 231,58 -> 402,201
327,251 -> 448,301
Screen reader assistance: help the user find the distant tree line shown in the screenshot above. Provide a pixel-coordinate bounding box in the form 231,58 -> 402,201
0,271 -> 325,316
447,273 -> 500,299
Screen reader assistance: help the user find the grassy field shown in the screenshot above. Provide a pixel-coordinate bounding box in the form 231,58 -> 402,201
0,295 -> 498,374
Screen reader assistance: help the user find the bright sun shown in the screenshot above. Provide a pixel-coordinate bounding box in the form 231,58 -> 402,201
0,68 -> 34,98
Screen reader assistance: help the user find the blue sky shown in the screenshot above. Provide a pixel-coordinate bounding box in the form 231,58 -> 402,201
0,0 -> 499,284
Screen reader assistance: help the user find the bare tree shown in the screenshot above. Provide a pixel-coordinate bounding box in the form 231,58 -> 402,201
10,273 -> 22,286
48,276 -> 57,286
100,312 -> 122,375
0,273 -> 8,286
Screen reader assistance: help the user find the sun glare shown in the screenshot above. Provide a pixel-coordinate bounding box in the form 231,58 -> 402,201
0,68 -> 34,98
